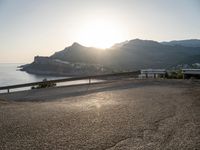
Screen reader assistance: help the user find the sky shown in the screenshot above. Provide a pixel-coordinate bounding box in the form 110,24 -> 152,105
0,0 -> 200,63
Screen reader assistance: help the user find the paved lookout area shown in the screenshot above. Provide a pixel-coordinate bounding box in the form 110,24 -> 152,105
0,79 -> 200,150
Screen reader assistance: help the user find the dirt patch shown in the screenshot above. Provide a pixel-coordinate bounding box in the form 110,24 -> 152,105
0,99 -> 10,105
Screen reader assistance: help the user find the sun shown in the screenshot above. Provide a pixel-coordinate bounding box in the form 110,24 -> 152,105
78,18 -> 125,49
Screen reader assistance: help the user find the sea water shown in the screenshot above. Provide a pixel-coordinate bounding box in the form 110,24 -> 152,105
0,63 -> 102,93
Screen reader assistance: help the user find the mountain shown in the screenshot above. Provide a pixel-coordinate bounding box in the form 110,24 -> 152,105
50,42 -> 105,64
50,39 -> 200,69
22,39 -> 200,76
111,40 -> 129,49
107,39 -> 200,69
162,39 -> 200,47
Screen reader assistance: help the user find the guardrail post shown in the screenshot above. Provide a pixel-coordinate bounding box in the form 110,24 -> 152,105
89,77 -> 91,84
7,89 -> 10,93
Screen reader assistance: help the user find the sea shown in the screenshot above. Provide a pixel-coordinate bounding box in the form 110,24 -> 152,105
0,63 -> 101,93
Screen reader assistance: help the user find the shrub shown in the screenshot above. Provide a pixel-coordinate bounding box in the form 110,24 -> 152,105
31,79 -> 56,89
167,70 -> 183,79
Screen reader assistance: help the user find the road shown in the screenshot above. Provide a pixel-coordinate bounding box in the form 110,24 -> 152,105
0,79 -> 200,150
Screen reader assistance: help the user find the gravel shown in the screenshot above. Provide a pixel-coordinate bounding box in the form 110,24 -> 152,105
0,79 -> 200,150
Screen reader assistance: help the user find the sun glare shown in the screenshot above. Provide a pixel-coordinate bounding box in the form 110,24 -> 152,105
78,18 -> 125,49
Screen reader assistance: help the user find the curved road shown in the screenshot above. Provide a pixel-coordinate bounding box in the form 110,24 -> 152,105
0,79 -> 200,149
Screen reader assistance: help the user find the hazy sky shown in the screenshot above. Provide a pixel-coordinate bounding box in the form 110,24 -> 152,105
0,0 -> 200,63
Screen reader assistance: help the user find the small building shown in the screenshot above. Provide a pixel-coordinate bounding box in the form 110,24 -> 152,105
139,69 -> 166,79
182,69 -> 200,79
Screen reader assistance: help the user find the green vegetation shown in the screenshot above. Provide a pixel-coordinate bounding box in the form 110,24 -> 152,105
31,79 -> 56,89
167,70 -> 183,79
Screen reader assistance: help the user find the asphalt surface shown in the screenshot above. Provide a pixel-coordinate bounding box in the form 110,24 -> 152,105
0,79 -> 200,150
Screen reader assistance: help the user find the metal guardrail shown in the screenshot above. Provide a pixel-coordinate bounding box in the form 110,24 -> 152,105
0,71 -> 140,93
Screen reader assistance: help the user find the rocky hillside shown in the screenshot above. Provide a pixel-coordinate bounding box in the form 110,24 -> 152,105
50,39 -> 200,69
22,39 -> 200,76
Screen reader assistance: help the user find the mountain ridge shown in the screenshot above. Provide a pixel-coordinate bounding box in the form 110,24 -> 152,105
161,39 -> 200,47
22,39 -> 200,76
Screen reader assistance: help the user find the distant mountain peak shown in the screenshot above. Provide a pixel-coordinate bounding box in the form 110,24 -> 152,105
161,39 -> 200,47
129,39 -> 159,44
121,39 -> 161,48
111,40 -> 129,48
71,42 -> 83,47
